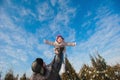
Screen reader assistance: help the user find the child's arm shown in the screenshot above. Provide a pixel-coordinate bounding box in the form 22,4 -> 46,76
65,42 -> 76,46
44,40 -> 55,46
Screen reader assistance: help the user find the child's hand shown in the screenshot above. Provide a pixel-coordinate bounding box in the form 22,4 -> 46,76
74,42 -> 76,46
44,40 -> 54,45
72,42 -> 76,46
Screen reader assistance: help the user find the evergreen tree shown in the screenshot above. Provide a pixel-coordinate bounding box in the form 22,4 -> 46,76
15,74 -> 19,80
61,58 -> 80,80
4,69 -> 15,80
78,64 -> 90,80
20,73 -> 30,80
113,64 -> 120,79
20,73 -> 26,80
79,54 -> 120,80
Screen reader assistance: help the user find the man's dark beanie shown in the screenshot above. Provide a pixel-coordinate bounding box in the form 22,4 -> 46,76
36,58 -> 43,66
31,58 -> 44,73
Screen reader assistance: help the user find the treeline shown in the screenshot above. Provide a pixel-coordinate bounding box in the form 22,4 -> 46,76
62,54 -> 120,80
1,54 -> 120,80
3,70 -> 29,80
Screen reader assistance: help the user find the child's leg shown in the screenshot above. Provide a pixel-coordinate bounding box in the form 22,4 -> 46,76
54,47 -> 65,62
54,48 -> 59,55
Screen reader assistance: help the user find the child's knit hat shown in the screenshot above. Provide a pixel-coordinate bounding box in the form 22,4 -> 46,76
56,35 -> 64,40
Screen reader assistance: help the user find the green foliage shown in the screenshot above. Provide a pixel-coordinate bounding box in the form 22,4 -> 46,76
4,69 -> 16,80
79,54 -> 120,80
20,73 -> 26,80
61,58 -> 80,80
20,73 -> 30,80
4,70 -> 29,80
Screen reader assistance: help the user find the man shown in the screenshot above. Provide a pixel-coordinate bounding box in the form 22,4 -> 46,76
30,47 -> 64,80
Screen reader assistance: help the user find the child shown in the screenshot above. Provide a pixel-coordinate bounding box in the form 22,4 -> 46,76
44,35 -> 76,61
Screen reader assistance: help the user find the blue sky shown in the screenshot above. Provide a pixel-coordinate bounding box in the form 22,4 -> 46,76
0,0 -> 120,78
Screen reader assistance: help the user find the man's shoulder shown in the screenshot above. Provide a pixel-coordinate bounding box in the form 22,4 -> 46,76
30,73 -> 46,80
30,66 -> 52,80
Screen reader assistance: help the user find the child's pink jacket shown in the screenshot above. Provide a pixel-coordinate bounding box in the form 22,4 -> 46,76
44,40 -> 76,53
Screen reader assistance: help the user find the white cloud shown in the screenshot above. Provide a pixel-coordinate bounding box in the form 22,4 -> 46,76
0,0 -> 37,25
107,56 -> 120,65
77,14 -> 120,53
25,68 -> 33,78
0,5 -> 61,77
0,61 -> 8,70
68,53 -> 90,73
0,0 -> 77,78
0,8 -> 46,76
19,7 -> 36,18
37,2 -> 55,22
0,45 -> 28,62
50,0 -> 57,6
48,0 -> 76,40
43,50 -> 53,58
36,27 -> 53,39
51,5 -> 76,26
37,44 -> 50,51
68,6 -> 120,72
0,10 -> 17,30
86,11 -> 92,17
12,59 -> 20,66
36,0 -> 77,42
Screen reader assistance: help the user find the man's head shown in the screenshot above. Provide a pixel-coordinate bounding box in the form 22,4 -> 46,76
36,58 -> 43,65
31,58 -> 45,75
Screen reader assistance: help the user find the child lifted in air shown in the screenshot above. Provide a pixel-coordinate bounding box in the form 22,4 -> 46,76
44,35 -> 76,62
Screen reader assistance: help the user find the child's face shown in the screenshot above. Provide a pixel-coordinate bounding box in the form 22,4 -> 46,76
57,37 -> 63,43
